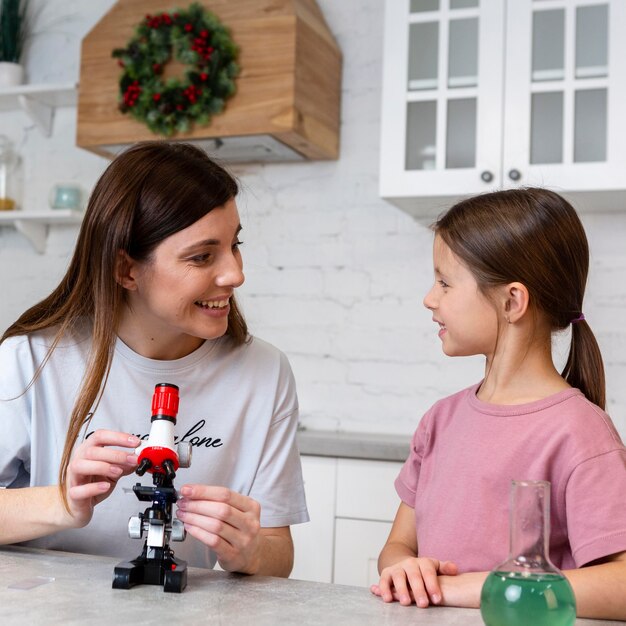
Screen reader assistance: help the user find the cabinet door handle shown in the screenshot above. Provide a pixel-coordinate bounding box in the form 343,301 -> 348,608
508,168 -> 522,181
480,170 -> 494,183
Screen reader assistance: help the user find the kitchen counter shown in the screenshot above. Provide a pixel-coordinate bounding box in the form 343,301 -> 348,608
296,428 -> 409,462
1,546 -> 620,625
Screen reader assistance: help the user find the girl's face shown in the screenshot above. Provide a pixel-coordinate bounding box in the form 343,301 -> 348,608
123,198 -> 244,358
423,235 -> 499,358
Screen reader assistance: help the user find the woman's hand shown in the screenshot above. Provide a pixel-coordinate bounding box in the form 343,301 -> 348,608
176,484 -> 263,574
370,556 -> 459,607
65,429 -> 140,527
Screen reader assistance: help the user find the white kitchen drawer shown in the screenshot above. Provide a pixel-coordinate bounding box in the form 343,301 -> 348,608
291,455 -> 337,583
333,518 -> 393,587
335,458 -> 402,521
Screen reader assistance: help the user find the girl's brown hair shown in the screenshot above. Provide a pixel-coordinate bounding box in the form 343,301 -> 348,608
1,141 -> 248,503
433,187 -> 605,409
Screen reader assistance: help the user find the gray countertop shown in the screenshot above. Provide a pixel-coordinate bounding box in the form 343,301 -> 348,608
1,546 -> 620,626
297,428 -> 409,462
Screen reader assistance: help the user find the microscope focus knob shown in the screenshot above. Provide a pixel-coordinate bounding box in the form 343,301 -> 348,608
177,442 -> 193,469
170,518 -> 186,542
128,515 -> 143,539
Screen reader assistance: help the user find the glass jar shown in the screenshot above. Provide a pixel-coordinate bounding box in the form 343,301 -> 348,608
480,480 -> 576,626
0,135 -> 21,211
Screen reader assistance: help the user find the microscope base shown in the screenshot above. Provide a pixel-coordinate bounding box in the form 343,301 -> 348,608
112,546 -> 188,592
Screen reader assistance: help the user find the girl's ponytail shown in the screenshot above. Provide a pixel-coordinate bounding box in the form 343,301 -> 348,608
563,320 -> 606,410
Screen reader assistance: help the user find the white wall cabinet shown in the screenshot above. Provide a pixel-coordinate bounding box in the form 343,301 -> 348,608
380,0 -> 626,216
291,456 -> 402,586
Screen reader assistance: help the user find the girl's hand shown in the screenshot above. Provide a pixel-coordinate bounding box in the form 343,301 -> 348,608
370,557 -> 459,607
65,429 -> 140,527
176,484 -> 262,574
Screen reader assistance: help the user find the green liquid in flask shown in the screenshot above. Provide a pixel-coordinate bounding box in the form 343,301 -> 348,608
481,571 -> 576,626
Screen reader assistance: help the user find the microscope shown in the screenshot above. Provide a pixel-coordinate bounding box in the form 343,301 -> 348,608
112,383 -> 192,592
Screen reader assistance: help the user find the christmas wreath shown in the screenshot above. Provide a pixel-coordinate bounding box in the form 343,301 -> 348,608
112,3 -> 238,136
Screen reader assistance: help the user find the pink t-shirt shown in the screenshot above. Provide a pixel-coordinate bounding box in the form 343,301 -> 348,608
395,383 -> 626,573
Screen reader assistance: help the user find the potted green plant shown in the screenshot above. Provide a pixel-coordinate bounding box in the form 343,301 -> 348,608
0,0 -> 28,87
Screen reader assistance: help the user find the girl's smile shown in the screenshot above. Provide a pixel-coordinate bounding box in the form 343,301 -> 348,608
432,317 -> 446,338
424,235 -> 498,358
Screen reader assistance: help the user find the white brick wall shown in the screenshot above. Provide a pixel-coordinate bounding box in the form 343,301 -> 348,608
1,0 -> 625,439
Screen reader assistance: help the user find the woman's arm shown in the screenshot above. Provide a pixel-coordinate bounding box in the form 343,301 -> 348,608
255,526 -> 294,577
0,429 -> 139,545
0,485 -> 76,544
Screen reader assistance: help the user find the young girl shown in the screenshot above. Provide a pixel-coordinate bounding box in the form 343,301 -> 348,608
0,141 -> 308,576
371,188 -> 626,620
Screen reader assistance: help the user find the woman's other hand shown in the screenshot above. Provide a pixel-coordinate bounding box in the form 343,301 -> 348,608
65,429 -> 140,527
176,484 -> 263,574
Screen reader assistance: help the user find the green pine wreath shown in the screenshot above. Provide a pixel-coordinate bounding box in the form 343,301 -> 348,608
112,3 -> 239,136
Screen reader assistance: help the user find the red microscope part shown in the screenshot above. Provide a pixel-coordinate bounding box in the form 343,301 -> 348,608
136,383 -> 180,479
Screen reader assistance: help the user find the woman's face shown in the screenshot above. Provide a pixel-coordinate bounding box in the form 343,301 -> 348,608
122,198 -> 244,358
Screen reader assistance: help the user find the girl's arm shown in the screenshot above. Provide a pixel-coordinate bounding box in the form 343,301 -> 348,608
377,502 -> 418,569
439,551 -> 626,621
371,502 -> 458,607
374,502 -> 626,620
0,429 -> 139,544
564,551 -> 626,620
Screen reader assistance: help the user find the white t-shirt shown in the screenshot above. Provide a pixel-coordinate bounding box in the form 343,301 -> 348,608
0,327 -> 309,568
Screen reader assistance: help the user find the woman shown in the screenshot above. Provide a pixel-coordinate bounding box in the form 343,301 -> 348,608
0,141 -> 308,576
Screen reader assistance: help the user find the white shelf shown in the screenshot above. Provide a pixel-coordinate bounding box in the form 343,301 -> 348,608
0,209 -> 83,253
0,82 -> 77,135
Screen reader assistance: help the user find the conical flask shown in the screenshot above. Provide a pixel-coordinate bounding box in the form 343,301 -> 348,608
480,480 -> 576,626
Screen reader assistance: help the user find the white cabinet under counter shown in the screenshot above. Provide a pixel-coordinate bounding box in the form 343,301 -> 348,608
291,430 -> 408,586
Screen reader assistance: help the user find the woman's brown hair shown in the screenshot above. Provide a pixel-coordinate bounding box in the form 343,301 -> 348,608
1,141 -> 248,505
433,187 -> 605,409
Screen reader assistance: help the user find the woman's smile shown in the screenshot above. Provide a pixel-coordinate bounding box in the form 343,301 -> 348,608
194,297 -> 231,317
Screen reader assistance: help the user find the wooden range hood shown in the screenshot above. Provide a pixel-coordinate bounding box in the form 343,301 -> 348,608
77,0 -> 341,162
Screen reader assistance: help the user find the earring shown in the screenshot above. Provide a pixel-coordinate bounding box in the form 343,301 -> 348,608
506,316 -> 511,324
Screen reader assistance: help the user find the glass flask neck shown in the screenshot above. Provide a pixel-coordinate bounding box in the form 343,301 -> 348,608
507,480 -> 557,573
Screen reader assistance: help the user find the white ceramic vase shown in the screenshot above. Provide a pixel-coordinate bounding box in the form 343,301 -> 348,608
0,62 -> 25,88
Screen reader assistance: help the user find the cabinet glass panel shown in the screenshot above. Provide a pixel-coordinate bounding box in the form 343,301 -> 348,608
450,0 -> 478,8
575,5 -> 608,79
406,101 -> 437,170
410,0 -> 439,13
532,9 -> 565,81
448,18 -> 478,88
446,98 -> 476,168
574,89 -> 607,162
530,92 -> 563,164
408,22 -> 439,90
